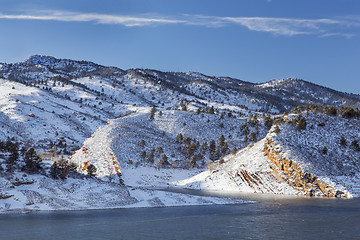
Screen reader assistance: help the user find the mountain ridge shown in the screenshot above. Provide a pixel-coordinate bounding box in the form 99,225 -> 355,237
0,55 -> 359,213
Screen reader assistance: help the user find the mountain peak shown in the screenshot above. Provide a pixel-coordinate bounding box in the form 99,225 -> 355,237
24,55 -> 57,66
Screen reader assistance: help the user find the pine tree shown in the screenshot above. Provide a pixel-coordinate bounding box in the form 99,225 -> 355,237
187,142 -> 198,156
264,116 -> 273,129
5,144 -> 19,173
87,164 -> 97,177
214,148 -> 221,159
209,140 -> 216,154
176,133 -> 183,143
221,142 -> 229,154
340,137 -> 347,146
149,107 -> 156,120
248,132 -> 257,142
351,140 -> 360,151
22,147 -> 42,174
141,150 -> 147,159
231,146 -> 238,155
241,125 -> 249,136
209,106 -> 215,114
147,151 -> 155,163
218,135 -> 225,147
184,137 -> 192,146
50,162 -> 62,179
139,139 -> 146,147
201,142 -> 208,152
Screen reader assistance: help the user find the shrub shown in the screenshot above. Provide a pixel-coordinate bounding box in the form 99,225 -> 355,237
318,122 -> 325,127
340,137 -> 347,146
322,146 -> 328,154
322,105 -> 337,116
248,132 -> 257,142
273,125 -> 281,135
149,107 -> 156,120
264,116 -> 273,129
296,118 -> 307,131
351,140 -> 360,151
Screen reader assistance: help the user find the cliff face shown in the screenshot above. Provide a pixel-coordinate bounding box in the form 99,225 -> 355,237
263,138 -> 349,198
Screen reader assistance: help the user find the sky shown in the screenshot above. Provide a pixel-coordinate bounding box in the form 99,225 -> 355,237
0,0 -> 359,94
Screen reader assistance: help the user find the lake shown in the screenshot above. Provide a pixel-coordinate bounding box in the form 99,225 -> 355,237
1,192 -> 359,240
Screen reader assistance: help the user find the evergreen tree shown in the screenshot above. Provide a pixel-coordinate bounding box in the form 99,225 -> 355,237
241,125 -> 249,136
5,144 -> 19,173
181,102 -> 187,111
139,139 -> 146,147
50,162 -> 62,179
231,146 -> 238,155
209,106 -> 215,114
351,140 -> 360,151
248,132 -> 257,142
149,107 -> 156,120
87,164 -> 97,177
141,150 -> 147,159
22,147 -> 42,174
264,116 -> 273,129
147,151 -> 155,163
340,137 -> 347,146
190,155 -> 197,167
221,142 -> 229,154
184,137 -> 192,146
157,154 -> 169,169
157,146 -> 164,154
214,148 -> 221,159
201,142 -> 208,153
209,140 -> 216,154
187,142 -> 198,156
176,133 -> 183,143
218,135 -> 225,147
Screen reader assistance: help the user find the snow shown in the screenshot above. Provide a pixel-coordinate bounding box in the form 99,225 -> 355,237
270,113 -> 360,197
0,173 -> 246,214
172,139 -> 297,195
1,56 -> 360,214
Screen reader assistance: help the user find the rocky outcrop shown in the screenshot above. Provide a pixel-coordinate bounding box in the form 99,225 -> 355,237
263,138 -> 349,198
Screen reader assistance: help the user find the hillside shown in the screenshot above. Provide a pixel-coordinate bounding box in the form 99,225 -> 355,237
0,55 -> 360,213
175,111 -> 360,198
1,55 -> 359,150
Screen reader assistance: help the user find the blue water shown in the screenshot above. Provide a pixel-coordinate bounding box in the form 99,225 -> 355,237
1,195 -> 359,240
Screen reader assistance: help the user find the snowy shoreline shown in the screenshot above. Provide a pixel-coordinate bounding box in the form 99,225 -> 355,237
0,173 -> 249,214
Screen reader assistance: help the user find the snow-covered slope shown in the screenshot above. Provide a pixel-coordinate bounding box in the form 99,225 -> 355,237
1,55 -> 359,150
68,109 -> 268,180
176,112 -> 360,198
0,172 -> 244,213
1,55 -> 360,213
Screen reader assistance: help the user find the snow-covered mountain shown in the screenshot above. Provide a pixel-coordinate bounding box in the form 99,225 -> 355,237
0,55 -> 360,213
176,111 -> 360,198
1,55 -> 359,149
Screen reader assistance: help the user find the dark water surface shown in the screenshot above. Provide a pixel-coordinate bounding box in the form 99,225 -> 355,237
1,193 -> 359,240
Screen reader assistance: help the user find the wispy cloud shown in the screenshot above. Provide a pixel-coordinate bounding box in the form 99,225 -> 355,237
0,9 -> 359,37
215,17 -> 342,36
0,10 -> 185,27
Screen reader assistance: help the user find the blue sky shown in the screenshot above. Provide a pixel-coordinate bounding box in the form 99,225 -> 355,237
0,0 -> 359,94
